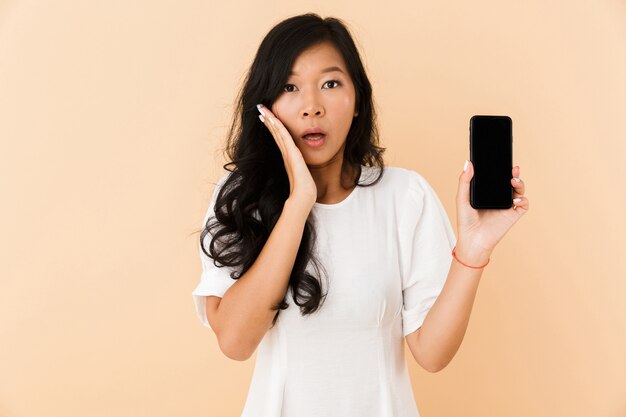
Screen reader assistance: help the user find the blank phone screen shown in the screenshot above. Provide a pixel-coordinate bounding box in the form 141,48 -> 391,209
470,116 -> 513,209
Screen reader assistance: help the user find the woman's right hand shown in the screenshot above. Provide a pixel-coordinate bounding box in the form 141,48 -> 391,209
257,104 -> 317,208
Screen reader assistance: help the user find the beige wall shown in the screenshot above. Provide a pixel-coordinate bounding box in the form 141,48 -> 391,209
1,1 -> 625,416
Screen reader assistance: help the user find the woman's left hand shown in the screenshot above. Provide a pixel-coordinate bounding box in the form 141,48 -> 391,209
456,160 -> 529,254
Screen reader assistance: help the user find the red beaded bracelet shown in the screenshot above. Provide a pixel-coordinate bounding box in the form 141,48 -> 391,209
451,245 -> 490,269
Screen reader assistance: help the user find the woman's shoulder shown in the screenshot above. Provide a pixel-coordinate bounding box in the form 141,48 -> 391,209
215,170 -> 234,187
367,165 -> 429,195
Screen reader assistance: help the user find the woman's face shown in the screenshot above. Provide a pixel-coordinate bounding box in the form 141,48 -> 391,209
271,41 -> 358,165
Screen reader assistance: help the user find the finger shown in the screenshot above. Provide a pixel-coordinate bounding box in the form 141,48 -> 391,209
270,115 -> 298,151
259,105 -> 299,152
457,159 -> 473,204
258,105 -> 283,142
258,105 -> 279,137
511,176 -> 525,197
257,104 -> 285,154
259,113 -> 285,155
512,196 -> 529,211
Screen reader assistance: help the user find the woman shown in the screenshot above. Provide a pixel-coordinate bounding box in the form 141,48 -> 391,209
192,12 -> 529,417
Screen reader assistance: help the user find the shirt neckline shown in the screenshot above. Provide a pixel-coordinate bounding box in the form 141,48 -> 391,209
313,165 -> 365,210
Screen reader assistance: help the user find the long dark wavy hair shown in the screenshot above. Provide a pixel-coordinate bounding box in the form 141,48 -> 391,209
201,13 -> 386,328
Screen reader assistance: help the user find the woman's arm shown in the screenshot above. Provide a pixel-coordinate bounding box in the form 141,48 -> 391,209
405,241 -> 491,373
406,161 -> 528,372
212,197 -> 312,361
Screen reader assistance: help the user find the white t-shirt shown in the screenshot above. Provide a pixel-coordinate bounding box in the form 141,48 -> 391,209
192,165 -> 457,417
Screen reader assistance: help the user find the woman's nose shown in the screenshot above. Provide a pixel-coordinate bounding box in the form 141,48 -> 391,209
300,92 -> 324,117
302,108 -> 323,117
301,102 -> 324,117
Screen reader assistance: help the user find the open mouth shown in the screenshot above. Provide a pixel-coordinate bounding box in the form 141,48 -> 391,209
302,133 -> 326,140
302,134 -> 326,148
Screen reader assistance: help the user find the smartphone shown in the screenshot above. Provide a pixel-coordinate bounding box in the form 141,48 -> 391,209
469,115 -> 513,209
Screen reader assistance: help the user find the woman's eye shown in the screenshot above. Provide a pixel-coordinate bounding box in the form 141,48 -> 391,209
282,80 -> 341,93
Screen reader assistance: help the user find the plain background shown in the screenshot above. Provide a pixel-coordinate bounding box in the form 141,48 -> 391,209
1,1 -> 625,416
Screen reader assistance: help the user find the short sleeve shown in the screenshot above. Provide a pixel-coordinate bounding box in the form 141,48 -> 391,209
191,172 -> 238,330
399,172 -> 457,337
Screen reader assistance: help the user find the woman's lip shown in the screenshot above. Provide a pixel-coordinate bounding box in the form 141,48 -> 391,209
302,136 -> 326,148
302,129 -> 327,136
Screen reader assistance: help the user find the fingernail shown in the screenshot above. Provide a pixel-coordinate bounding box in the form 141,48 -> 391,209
256,104 -> 265,117
463,160 -> 469,172
258,114 -> 265,123
513,177 -> 521,183
513,198 -> 521,203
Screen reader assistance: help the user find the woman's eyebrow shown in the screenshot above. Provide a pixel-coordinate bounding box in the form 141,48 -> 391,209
289,66 -> 345,76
